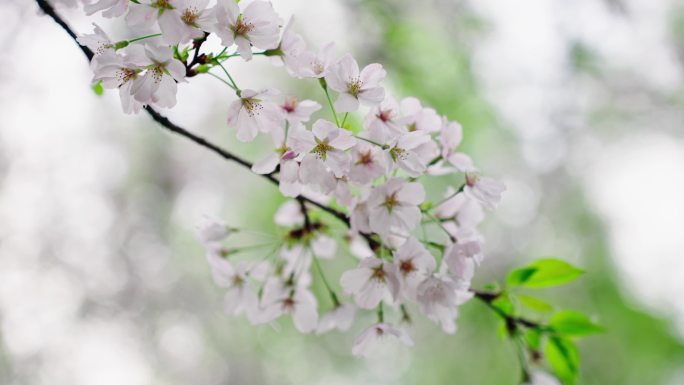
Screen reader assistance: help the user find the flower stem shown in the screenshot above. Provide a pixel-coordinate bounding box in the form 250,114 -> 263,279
312,254 -> 340,306
340,112 -> 349,128
127,33 -> 162,44
319,78 -> 340,127
207,72 -> 238,91
354,135 -> 386,148
212,59 -> 240,95
377,302 -> 384,323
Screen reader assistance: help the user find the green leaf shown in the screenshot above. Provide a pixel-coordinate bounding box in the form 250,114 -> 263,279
517,294 -> 553,313
506,267 -> 537,286
546,336 -> 580,384
525,328 -> 543,350
91,81 -> 103,96
550,310 -> 604,336
508,258 -> 584,288
491,294 -> 515,316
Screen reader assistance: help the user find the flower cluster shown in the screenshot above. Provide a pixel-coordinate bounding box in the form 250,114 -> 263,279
75,0 -> 506,357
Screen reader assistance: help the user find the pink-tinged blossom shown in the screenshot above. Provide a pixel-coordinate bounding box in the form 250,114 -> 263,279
366,178 -> 425,236
252,126 -> 303,196
279,96 -> 321,127
316,303 -> 356,334
84,0 -> 129,18
214,0 -> 281,61
351,323 -> 413,357
156,0 -> 213,45
416,274 -> 472,334
90,48 -> 147,114
294,42 -> 337,78
440,118 -> 476,172
270,18 -> 307,75
363,97 -> 403,141
340,257 -> 401,309
350,195 -> 372,234
125,0 -> 174,30
349,142 -> 387,186
443,242 -> 476,283
77,23 -> 113,56
274,200 -> 305,227
464,174 -> 506,210
326,54 -> 386,112
197,216 -> 230,249
393,237 -> 436,297
206,253 -> 259,320
257,279 -> 318,333
385,131 -> 432,177
129,45 -> 186,108
290,119 -> 356,178
227,88 -> 283,142
399,97 -> 442,133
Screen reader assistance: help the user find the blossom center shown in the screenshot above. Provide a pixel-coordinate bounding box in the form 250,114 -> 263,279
312,137 -> 333,160
231,274 -> 244,287
399,259 -> 416,277
242,97 -> 264,117
465,173 -> 479,187
370,265 -> 387,282
233,16 -> 254,36
389,147 -> 407,162
377,109 -> 392,123
357,151 -> 373,165
282,97 -> 298,113
282,297 -> 296,311
181,7 -> 199,25
347,78 -> 363,97
152,0 -> 172,10
117,68 -> 138,85
407,122 -> 417,132
384,192 -> 399,213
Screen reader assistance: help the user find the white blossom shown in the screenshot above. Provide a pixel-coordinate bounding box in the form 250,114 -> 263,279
326,54 -> 386,112
464,174 -> 506,210
213,0 -> 281,61
367,177 -> 425,236
340,257 -> 400,309
352,323 -> 413,357
227,88 -> 283,142
316,303 -> 356,334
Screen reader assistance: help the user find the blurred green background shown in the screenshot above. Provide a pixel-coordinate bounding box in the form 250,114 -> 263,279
1,0 -> 684,384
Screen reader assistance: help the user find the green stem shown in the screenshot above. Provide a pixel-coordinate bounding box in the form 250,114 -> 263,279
354,135 -> 386,148
207,72 -> 238,91
377,302 -> 384,323
340,112 -> 349,128
319,78 -> 340,127
127,33 -> 162,44
212,59 -> 240,95
433,182 -> 466,207
312,254 -> 340,306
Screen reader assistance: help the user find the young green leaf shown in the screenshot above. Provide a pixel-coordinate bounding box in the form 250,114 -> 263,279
491,293 -> 515,316
506,267 -> 538,286
508,258 -> 584,288
91,81 -> 104,96
550,310 -> 604,336
546,336 -> 580,384
517,294 -> 553,313
525,328 -> 543,350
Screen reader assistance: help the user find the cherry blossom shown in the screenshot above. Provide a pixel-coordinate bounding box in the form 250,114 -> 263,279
90,47 -> 147,114
351,323 -> 413,357
156,0 -> 213,45
279,96 -> 321,127
393,237 -> 436,297
130,45 -> 186,108
340,257 -> 401,309
206,252 -> 259,321
348,142 -> 386,186
84,0 -> 129,18
464,174 -> 506,210
416,274 -> 472,334
326,54 -> 386,112
363,97 -> 403,141
384,131 -> 432,177
400,97 -> 442,133
316,303 -> 356,334
76,23 -> 113,56
252,125 -> 303,196
366,178 -> 425,236
227,88 -> 283,142
257,278 -> 318,333
213,0 -> 281,61
290,119 -> 356,178
440,118 -> 476,172
294,42 -> 337,78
